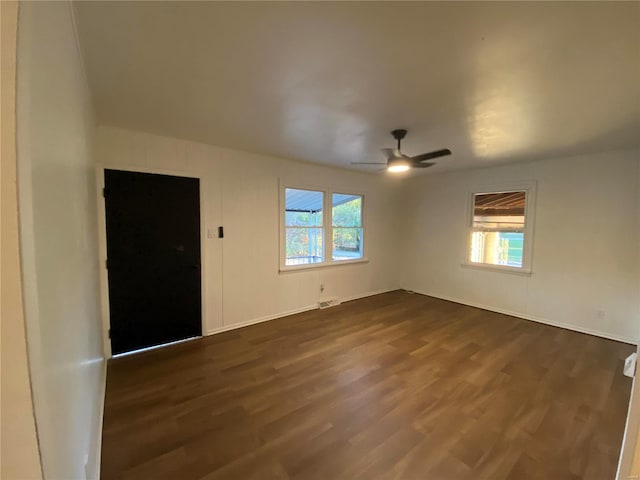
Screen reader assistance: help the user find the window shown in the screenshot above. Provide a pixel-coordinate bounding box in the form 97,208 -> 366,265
466,184 -> 535,272
332,194 -> 363,261
284,188 -> 324,266
281,186 -> 365,270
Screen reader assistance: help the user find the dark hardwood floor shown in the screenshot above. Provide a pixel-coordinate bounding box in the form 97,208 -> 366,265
101,291 -> 634,480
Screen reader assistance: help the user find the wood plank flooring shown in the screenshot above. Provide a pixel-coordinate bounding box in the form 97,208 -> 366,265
101,291 -> 634,480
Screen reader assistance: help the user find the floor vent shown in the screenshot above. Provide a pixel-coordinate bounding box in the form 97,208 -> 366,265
319,298 -> 341,309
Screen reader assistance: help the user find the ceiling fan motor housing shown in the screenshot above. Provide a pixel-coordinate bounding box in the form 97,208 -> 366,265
391,129 -> 407,141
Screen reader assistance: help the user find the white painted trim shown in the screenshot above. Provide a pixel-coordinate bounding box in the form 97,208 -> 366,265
95,169 -> 111,358
279,182 -> 329,271
616,344 -> 640,480
413,290 -> 638,345
207,289 -> 396,336
95,165 -> 208,359
463,180 -> 537,273
96,163 -> 197,178
340,288 -> 398,303
111,336 -> 199,359
88,360 -> 107,480
460,262 -> 532,276
279,258 -> 369,273
278,180 -> 367,272
207,305 -> 317,336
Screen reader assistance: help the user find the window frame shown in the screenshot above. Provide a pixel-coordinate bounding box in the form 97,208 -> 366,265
279,183 -> 367,272
331,191 -> 364,263
462,181 -> 536,275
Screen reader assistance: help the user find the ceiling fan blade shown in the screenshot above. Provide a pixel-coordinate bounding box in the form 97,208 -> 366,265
412,162 -> 436,168
351,162 -> 386,165
381,147 -> 403,160
411,149 -> 452,162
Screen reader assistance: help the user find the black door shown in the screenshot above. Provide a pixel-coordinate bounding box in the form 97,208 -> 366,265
104,169 -> 202,355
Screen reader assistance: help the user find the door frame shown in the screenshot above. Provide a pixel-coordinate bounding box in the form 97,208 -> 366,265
96,165 -> 207,358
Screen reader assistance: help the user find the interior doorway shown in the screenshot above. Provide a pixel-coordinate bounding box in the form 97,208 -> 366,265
103,169 -> 202,355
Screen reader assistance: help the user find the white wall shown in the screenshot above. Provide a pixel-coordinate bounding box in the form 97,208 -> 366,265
0,2 -> 42,478
8,4 -> 639,479
16,2 -> 104,479
400,149 -> 640,343
96,126 -> 402,341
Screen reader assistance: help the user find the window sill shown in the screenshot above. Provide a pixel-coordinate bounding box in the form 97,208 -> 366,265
461,262 -> 532,276
280,258 -> 369,274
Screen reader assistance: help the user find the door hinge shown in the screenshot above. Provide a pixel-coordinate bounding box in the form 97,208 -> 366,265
103,187 -> 108,198
105,259 -> 108,269
108,328 -> 111,339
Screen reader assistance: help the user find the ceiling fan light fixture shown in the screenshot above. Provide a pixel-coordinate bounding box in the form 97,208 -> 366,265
351,129 -> 451,171
387,160 -> 410,173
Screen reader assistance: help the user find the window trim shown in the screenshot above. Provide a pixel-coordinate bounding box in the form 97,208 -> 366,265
279,183 -> 367,273
462,181 -> 536,274
331,191 -> 365,263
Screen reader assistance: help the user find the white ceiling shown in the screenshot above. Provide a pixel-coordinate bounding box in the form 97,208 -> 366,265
73,1 -> 640,173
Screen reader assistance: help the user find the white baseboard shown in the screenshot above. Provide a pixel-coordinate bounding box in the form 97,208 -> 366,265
616,346 -> 640,480
206,288 -> 397,336
340,288 -> 398,303
89,358 -> 107,480
207,304 -> 316,336
415,289 -> 638,345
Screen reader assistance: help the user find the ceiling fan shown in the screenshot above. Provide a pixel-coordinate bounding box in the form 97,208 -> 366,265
352,129 -> 452,172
